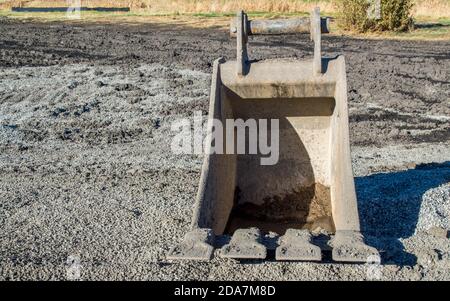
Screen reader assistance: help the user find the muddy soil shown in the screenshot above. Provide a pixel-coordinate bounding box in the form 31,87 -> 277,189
0,18 -> 449,280
1,18 -> 449,146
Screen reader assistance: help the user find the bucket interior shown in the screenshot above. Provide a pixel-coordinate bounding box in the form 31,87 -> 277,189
221,93 -> 336,235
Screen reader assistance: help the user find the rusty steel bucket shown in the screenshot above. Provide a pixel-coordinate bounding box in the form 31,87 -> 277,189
168,8 -> 378,263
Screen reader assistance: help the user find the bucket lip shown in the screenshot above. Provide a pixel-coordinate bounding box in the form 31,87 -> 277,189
224,54 -> 344,67
219,58 -> 342,86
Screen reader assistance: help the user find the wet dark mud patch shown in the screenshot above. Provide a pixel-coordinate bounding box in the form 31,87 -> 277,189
225,183 -> 335,235
1,18 -> 446,149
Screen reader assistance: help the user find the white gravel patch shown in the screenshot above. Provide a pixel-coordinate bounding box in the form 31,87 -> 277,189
416,183 -> 450,233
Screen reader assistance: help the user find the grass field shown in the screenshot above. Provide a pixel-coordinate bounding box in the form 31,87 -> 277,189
0,0 -> 449,40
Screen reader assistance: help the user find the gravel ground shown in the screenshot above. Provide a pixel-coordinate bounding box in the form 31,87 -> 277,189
0,18 -> 449,280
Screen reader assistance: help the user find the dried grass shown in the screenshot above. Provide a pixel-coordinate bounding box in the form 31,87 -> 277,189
0,0 -> 448,18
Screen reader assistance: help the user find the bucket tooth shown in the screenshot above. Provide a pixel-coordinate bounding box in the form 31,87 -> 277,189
276,229 -> 321,261
220,228 -> 266,259
330,230 -> 379,263
167,228 -> 215,261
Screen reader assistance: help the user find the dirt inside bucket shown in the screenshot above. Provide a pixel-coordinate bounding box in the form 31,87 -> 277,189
224,183 -> 335,235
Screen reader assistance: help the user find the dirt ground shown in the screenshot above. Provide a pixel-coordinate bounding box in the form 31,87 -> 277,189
0,17 -> 449,280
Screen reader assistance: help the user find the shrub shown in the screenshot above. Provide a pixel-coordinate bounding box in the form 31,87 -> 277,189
335,0 -> 414,32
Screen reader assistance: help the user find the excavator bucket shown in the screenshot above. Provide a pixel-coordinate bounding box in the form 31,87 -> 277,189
168,8 -> 379,262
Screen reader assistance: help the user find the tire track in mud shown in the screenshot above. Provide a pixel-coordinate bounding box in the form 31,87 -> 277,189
1,18 -> 448,147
